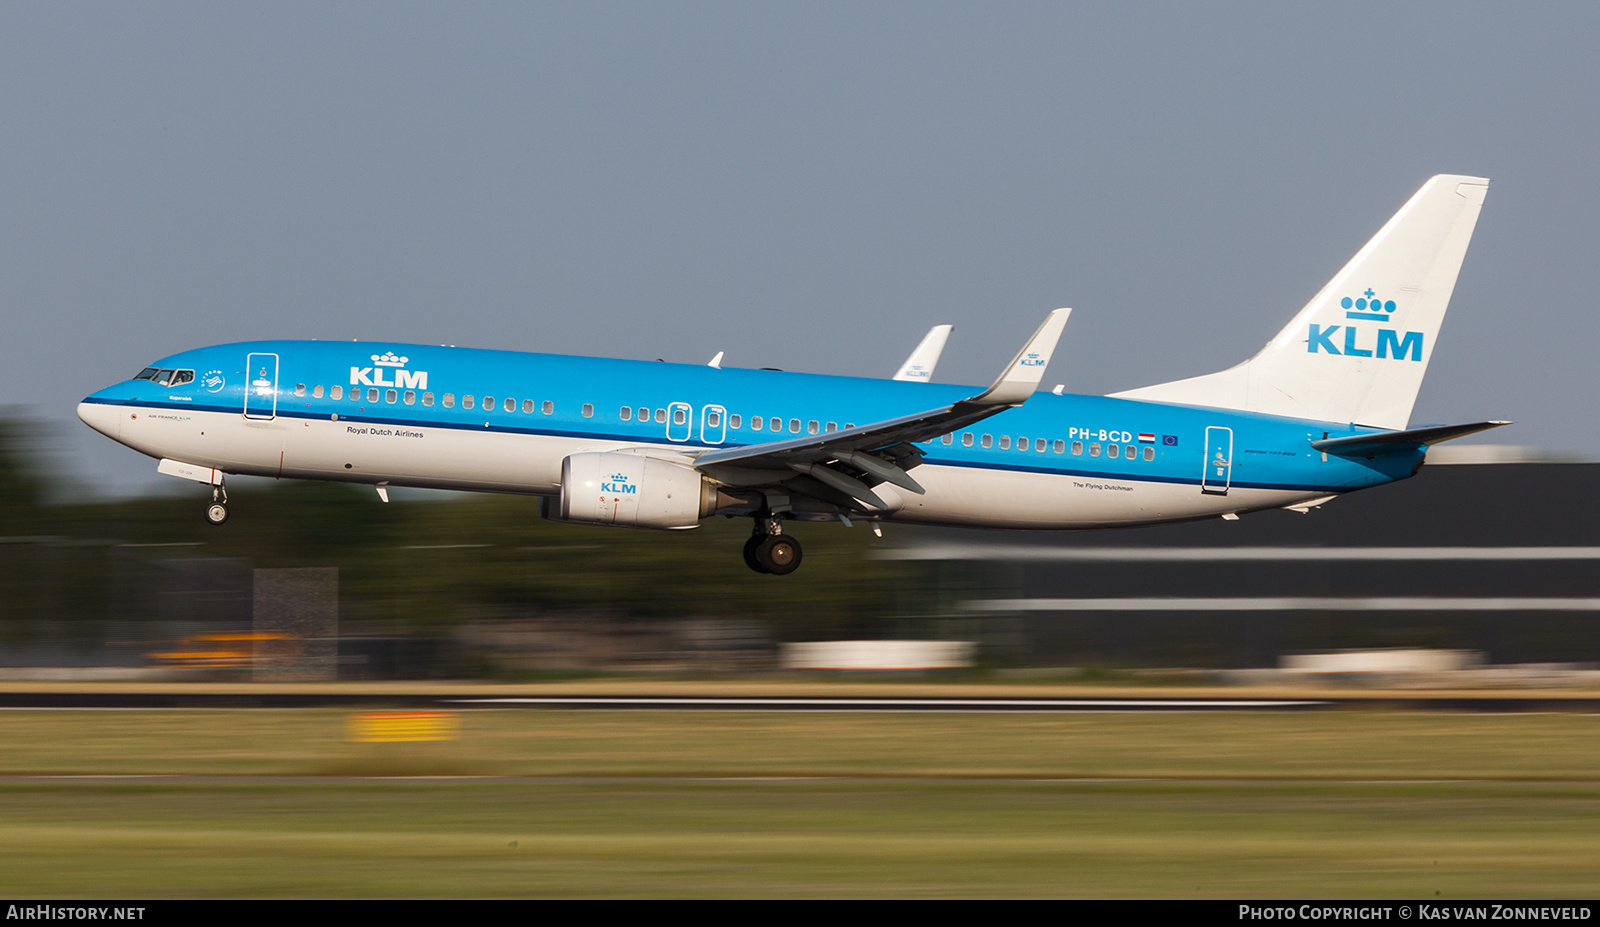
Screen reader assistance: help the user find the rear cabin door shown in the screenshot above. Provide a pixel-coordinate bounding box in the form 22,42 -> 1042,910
244,353 -> 279,421
1201,425 -> 1233,495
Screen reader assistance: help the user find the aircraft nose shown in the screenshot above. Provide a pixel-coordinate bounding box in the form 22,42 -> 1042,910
77,397 -> 123,441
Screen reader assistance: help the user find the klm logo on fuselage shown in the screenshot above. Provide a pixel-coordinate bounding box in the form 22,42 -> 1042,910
350,352 -> 429,390
1307,289 -> 1423,362
601,473 -> 637,494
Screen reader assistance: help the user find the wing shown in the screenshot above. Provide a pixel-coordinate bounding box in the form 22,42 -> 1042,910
693,309 -> 1071,511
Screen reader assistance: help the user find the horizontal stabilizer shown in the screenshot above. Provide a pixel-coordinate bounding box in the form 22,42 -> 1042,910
1311,420 -> 1511,456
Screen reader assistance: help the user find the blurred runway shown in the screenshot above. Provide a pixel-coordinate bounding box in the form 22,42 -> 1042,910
0,690 -> 1597,711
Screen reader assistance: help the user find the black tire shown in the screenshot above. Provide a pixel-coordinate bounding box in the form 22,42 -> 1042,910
743,534 -> 771,574
757,534 -> 802,575
204,502 -> 229,526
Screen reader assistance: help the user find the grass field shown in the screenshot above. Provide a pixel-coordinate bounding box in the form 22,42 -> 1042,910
1,707 -> 1598,897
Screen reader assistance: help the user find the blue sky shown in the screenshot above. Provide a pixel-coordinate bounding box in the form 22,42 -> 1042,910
5,3 -> 1596,492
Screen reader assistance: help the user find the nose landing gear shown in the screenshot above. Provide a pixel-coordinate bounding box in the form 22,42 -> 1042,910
204,483 -> 229,526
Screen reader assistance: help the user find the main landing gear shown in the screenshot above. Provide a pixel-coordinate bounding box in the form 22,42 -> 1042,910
204,483 -> 229,526
744,514 -> 802,575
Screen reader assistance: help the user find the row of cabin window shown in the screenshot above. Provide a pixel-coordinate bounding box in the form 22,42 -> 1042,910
617,406 -> 849,434
286,387 -> 1154,461
934,431 -> 1155,460
295,384 -> 594,418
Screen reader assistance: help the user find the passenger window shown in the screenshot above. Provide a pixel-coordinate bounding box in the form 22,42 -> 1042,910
962,433 -> 974,447
367,388 -> 379,403
442,393 -> 454,408
981,434 -> 993,449
1089,442 -> 1101,457
655,408 -> 666,424
422,392 -> 434,407
1017,436 -> 1027,451
543,401 -> 554,415
999,436 -> 1011,450
504,398 -> 515,413
751,416 -> 763,431
1127,445 -> 1138,460
730,414 -> 741,429
620,406 -> 632,421
404,390 -> 415,406
1143,446 -> 1154,461
808,421 -> 819,435
583,403 -> 594,418
484,396 -> 495,411
826,422 -> 837,432
331,385 -> 343,400
1071,441 -> 1082,455
942,434 -> 953,445
386,389 -> 397,404
638,407 -> 649,421
673,408 -> 687,426
525,399 -> 536,414
1052,439 -> 1062,454
1108,444 -> 1119,457
313,385 -> 324,399
463,395 -> 475,410
788,419 -> 800,434
294,383 -> 306,397
707,411 -> 720,427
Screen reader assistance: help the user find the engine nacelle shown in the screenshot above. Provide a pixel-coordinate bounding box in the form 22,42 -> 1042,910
552,452 -> 715,529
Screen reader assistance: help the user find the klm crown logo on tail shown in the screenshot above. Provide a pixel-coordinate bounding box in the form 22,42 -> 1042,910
1307,288 -> 1424,362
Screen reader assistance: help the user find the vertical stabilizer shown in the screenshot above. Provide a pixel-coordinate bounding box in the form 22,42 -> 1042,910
1112,175 -> 1488,429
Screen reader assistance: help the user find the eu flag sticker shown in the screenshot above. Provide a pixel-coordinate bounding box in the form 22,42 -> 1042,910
1162,435 -> 1178,446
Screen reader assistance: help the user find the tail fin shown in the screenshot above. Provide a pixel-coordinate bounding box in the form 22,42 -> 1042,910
1112,175 -> 1489,429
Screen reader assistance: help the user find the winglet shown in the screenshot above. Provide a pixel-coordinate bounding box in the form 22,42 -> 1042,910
971,308 -> 1071,405
893,324 -> 953,382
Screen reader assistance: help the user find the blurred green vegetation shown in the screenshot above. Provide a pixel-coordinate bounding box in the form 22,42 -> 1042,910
0,415 -> 935,653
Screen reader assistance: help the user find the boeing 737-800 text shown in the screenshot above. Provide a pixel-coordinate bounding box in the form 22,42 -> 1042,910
80,175 -> 1505,574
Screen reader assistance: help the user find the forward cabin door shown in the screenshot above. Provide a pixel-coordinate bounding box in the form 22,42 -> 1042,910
1201,425 -> 1233,495
244,353 -> 279,421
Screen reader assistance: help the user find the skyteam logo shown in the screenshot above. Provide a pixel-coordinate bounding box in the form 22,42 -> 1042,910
1307,288 -> 1424,362
351,351 -> 429,390
601,473 -> 637,494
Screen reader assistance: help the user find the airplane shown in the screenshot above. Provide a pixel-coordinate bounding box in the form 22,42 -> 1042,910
79,174 -> 1506,574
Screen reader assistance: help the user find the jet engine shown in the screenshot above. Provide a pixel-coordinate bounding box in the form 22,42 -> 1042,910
551,452 -> 718,530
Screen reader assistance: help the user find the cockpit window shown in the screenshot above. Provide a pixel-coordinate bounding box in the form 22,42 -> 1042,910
132,368 -> 194,386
